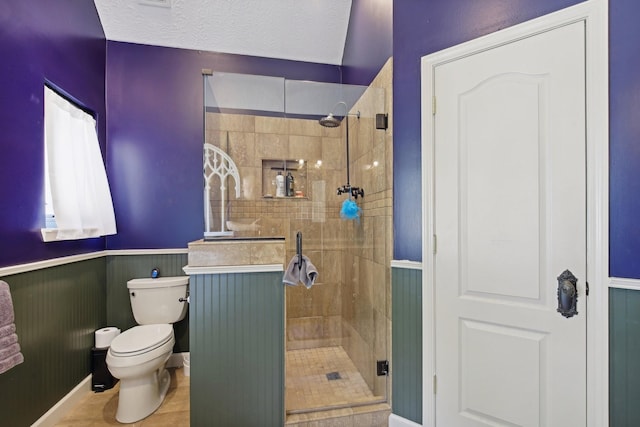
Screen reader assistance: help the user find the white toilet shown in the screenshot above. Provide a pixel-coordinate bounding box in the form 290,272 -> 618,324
106,276 -> 189,423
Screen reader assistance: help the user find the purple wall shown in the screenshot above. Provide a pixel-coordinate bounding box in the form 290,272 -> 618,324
609,0 -> 640,278
6,0 -> 640,278
392,0 -> 584,262
105,43 -> 341,249
0,1 -> 106,268
342,0 -> 393,86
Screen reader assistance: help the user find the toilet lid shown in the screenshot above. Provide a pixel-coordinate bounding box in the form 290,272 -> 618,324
110,324 -> 173,357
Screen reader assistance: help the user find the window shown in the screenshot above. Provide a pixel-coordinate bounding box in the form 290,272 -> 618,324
42,86 -> 116,241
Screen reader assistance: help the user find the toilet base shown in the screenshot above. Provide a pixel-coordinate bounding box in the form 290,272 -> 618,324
115,367 -> 171,423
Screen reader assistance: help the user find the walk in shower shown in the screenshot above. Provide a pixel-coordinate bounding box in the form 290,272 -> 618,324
202,70 -> 391,419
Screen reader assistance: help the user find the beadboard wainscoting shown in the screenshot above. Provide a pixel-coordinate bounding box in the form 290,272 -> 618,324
610,277 -> 640,427
188,270 -> 285,427
391,260 -> 423,425
0,257 -> 107,427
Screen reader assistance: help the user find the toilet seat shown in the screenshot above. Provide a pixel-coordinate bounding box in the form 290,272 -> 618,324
109,324 -> 173,357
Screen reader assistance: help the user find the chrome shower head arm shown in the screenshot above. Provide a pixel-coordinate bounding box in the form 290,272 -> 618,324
327,101 -> 360,119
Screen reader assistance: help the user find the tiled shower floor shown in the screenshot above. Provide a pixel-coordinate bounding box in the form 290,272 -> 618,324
285,346 -> 383,413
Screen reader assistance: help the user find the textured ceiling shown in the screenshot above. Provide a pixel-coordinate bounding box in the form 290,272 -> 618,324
93,0 -> 352,65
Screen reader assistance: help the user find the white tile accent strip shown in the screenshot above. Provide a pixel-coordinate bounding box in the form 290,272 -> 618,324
183,264 -> 283,275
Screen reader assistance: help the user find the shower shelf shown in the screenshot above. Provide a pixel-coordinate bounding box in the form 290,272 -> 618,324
261,159 -> 308,199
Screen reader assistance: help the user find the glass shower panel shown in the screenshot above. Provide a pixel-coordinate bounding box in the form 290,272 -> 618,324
284,79 -> 366,117
204,72 -> 285,113
202,72 -> 390,416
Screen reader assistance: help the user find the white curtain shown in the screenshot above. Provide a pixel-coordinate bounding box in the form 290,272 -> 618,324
43,86 -> 116,241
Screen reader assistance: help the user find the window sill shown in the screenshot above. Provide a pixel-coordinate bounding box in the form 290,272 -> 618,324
40,227 -> 103,242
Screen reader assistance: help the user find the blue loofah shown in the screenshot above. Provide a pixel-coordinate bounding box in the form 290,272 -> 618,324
340,198 -> 361,220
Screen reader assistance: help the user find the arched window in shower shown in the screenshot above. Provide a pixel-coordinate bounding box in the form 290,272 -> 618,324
203,141 -> 240,237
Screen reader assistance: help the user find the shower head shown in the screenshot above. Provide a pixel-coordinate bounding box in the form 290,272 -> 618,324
319,113 -> 341,128
318,102 -> 360,128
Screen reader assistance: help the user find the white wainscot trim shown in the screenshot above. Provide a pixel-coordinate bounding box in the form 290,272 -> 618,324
609,277 -> 640,291
389,413 -> 422,427
0,251 -> 108,277
391,260 -> 423,270
0,248 -> 189,277
107,248 -> 188,256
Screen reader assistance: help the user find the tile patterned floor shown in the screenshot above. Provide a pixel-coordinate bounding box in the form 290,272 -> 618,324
55,368 -> 189,427
54,347 -> 389,426
285,346 -> 383,413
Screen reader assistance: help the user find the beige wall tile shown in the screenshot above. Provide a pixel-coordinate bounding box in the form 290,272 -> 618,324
235,166 -> 260,201
289,135 -> 322,162
321,137 -> 345,171
256,116 -> 288,134
187,242 -> 251,266
250,241 -> 285,264
206,113 -> 255,132
227,131 -> 255,168
256,132 -> 289,160
289,118 -> 323,137
321,123 -> 342,138
205,129 -> 227,147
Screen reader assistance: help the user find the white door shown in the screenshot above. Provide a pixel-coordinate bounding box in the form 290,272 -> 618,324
433,22 -> 586,426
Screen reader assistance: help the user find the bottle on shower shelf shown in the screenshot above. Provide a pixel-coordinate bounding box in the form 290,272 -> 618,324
275,171 -> 285,197
286,172 -> 294,197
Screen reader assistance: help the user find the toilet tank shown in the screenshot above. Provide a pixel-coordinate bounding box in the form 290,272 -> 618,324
127,276 -> 189,325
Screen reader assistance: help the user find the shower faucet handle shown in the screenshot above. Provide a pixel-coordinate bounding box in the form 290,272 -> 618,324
351,187 -> 364,199
336,185 -> 364,199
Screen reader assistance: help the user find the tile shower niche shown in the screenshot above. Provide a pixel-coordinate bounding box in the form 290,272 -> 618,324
261,159 -> 308,199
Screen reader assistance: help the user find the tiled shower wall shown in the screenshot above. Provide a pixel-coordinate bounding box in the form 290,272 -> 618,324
205,111 -> 347,350
205,58 -> 392,398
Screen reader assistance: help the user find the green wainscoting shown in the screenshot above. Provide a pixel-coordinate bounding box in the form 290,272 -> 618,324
391,266 -> 422,424
189,271 -> 284,427
0,257 -> 106,427
106,253 -> 189,352
610,287 -> 640,427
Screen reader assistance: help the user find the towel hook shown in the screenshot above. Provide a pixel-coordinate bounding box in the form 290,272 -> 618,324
296,231 -> 302,271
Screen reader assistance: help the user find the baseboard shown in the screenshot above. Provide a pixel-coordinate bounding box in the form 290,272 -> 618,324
31,375 -> 92,427
32,353 -> 189,426
388,413 -> 422,427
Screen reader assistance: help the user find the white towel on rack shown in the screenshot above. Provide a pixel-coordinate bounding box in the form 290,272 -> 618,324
282,255 -> 318,289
